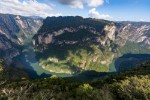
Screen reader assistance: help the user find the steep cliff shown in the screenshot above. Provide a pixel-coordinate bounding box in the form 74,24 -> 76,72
0,14 -> 43,79
33,16 -> 150,74
0,13 -> 43,64
0,34 -> 20,65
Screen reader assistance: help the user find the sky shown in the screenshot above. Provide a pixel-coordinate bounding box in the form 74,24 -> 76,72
0,0 -> 150,21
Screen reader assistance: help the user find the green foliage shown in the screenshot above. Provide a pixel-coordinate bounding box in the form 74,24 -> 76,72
111,75 -> 150,100
0,61 -> 150,99
119,41 -> 150,55
37,44 -> 111,74
77,83 -> 93,94
0,59 -> 4,79
113,41 -> 150,72
38,16 -> 110,33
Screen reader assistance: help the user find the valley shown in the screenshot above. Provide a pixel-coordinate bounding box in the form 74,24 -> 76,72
0,0 -> 150,99
0,14 -> 150,79
21,37 -> 74,78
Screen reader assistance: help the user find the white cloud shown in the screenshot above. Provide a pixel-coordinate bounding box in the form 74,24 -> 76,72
0,0 -> 61,17
57,0 -> 106,9
87,0 -> 104,7
57,0 -> 84,9
89,8 -> 112,20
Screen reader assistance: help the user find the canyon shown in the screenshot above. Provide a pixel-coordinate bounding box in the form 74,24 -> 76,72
0,14 -> 150,78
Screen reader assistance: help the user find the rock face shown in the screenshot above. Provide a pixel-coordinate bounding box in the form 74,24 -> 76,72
34,17 -> 150,50
33,16 -> 150,74
33,16 -> 114,48
0,13 -> 43,44
0,13 -> 43,65
115,22 -> 150,48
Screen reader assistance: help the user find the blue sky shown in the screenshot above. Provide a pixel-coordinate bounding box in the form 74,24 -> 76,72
0,0 -> 150,21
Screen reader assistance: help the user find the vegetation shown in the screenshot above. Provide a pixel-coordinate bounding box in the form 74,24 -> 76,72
119,41 -> 150,55
0,59 -> 4,79
38,16 -> 111,33
0,58 -> 28,80
0,61 -> 150,100
112,41 -> 150,72
36,43 -> 112,74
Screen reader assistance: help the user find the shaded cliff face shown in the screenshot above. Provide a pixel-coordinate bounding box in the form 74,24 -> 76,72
0,14 -> 44,79
34,17 -> 150,50
0,35 -> 29,79
0,34 -> 20,65
33,17 -> 116,49
0,14 -> 43,68
33,16 -> 150,74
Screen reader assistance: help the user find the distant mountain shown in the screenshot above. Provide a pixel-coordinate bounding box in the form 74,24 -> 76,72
33,16 -> 150,74
116,21 -> 150,25
28,16 -> 43,19
0,13 -> 43,44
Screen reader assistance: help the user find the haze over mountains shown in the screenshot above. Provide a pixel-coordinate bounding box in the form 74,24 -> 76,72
0,13 -> 150,79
